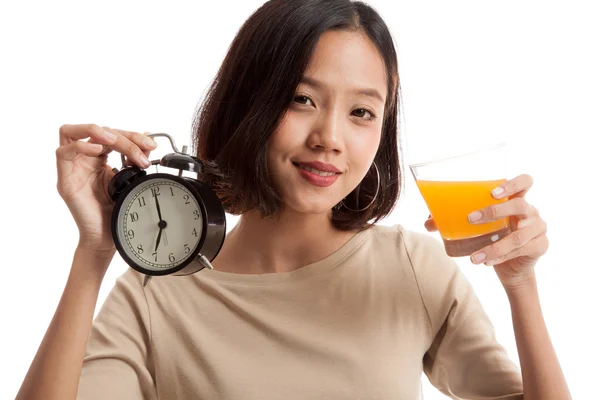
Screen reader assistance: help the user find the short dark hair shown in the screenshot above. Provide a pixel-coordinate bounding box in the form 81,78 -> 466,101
192,0 -> 402,231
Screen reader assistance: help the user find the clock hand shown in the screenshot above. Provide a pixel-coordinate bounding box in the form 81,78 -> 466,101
155,227 -> 163,252
153,189 -> 166,253
163,228 -> 168,246
154,189 -> 163,222
155,220 -> 167,252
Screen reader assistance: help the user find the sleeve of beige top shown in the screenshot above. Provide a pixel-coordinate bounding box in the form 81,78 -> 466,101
77,268 -> 157,400
402,228 -> 524,400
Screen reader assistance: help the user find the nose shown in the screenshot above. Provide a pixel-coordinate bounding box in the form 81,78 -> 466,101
306,110 -> 344,153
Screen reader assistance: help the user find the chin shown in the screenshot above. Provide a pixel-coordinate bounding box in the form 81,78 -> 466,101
282,195 -> 338,216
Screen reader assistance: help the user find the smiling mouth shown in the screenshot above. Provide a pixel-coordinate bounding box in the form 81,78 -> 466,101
292,162 -> 342,177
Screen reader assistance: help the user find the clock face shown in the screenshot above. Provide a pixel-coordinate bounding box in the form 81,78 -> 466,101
115,176 -> 205,272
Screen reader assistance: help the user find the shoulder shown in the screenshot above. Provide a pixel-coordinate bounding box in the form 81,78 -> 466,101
376,223 -> 465,291
361,224 -> 471,334
368,223 -> 469,313
366,223 -> 450,266
363,223 -> 461,294
96,267 -> 150,321
105,267 -> 195,328
109,266 -> 149,303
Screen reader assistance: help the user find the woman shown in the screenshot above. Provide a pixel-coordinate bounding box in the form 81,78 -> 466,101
17,0 -> 571,399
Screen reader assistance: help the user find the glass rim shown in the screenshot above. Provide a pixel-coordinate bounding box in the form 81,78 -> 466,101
408,141 -> 507,169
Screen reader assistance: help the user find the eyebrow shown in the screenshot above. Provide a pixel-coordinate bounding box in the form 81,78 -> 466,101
299,75 -> 385,104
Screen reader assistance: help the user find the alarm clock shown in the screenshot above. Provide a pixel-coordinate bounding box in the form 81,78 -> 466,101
107,133 -> 226,285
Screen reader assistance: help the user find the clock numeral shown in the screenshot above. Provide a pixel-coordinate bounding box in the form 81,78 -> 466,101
193,209 -> 200,220
137,197 -> 147,207
192,228 -> 198,237
183,194 -> 191,205
127,229 -> 135,240
130,212 -> 139,223
169,253 -> 176,263
137,244 -> 144,254
151,187 -> 161,197
170,187 -> 175,196
152,252 -> 158,262
184,244 -> 190,254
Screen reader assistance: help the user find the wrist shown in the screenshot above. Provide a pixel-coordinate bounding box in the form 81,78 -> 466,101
76,237 -> 116,256
503,272 -> 538,300
75,242 -> 116,254
72,246 -> 116,282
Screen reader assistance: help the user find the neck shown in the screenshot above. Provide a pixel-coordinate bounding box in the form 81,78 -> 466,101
214,207 -> 358,274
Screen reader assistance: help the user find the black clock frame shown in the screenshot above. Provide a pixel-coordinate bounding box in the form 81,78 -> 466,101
110,172 -> 226,277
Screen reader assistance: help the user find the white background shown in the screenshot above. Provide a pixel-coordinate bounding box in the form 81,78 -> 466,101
1,0 -> 598,398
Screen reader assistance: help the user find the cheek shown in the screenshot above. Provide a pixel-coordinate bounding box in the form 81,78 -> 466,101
348,128 -> 382,163
267,113 -> 306,162
343,129 -> 382,188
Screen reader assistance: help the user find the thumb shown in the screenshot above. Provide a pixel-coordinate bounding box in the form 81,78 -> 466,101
424,215 -> 438,232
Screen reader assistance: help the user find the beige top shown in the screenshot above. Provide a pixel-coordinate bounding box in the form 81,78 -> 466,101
78,224 -> 524,399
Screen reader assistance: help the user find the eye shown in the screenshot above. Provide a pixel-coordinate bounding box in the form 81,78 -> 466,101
293,95 -> 314,106
351,108 -> 377,121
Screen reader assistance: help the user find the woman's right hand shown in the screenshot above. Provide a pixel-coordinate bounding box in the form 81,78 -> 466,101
56,124 -> 158,254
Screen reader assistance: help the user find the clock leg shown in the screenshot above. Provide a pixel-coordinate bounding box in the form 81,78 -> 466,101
143,275 -> 153,287
195,254 -> 214,270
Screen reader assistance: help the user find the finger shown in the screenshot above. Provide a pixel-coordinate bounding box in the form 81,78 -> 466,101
59,123 -> 118,146
470,218 -> 546,264
99,144 -> 113,156
514,214 -> 547,232
99,127 -> 153,169
483,234 -> 549,266
103,127 -> 157,152
424,218 -> 438,232
56,141 -> 105,161
59,124 -> 155,168
85,137 -> 113,156
468,197 -> 538,224
490,174 -> 534,200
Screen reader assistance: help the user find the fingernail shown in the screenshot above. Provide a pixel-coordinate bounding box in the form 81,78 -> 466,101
143,137 -> 157,148
104,130 -> 117,141
468,210 -> 483,223
472,252 -> 487,263
140,154 -> 151,168
491,187 -> 505,198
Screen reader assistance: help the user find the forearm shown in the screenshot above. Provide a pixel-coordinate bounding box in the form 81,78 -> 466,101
505,272 -> 571,400
16,247 -> 115,400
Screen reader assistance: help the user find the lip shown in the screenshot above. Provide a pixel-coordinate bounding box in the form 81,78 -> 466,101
293,161 -> 342,173
293,161 -> 341,188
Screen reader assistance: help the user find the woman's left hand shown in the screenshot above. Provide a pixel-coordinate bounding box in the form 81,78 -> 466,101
425,174 -> 549,290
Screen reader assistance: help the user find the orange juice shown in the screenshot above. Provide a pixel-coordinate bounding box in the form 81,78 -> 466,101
416,179 -> 509,241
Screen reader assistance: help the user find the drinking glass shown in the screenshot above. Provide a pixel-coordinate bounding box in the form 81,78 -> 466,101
409,143 -> 510,257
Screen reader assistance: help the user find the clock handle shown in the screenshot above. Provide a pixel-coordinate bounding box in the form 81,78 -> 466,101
120,132 -> 182,168
146,133 -> 181,153
120,133 -> 205,176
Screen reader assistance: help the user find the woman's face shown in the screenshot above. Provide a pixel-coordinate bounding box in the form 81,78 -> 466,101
267,29 -> 388,215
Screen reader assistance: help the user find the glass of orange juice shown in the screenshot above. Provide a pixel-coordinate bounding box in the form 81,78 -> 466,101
409,143 -> 510,257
